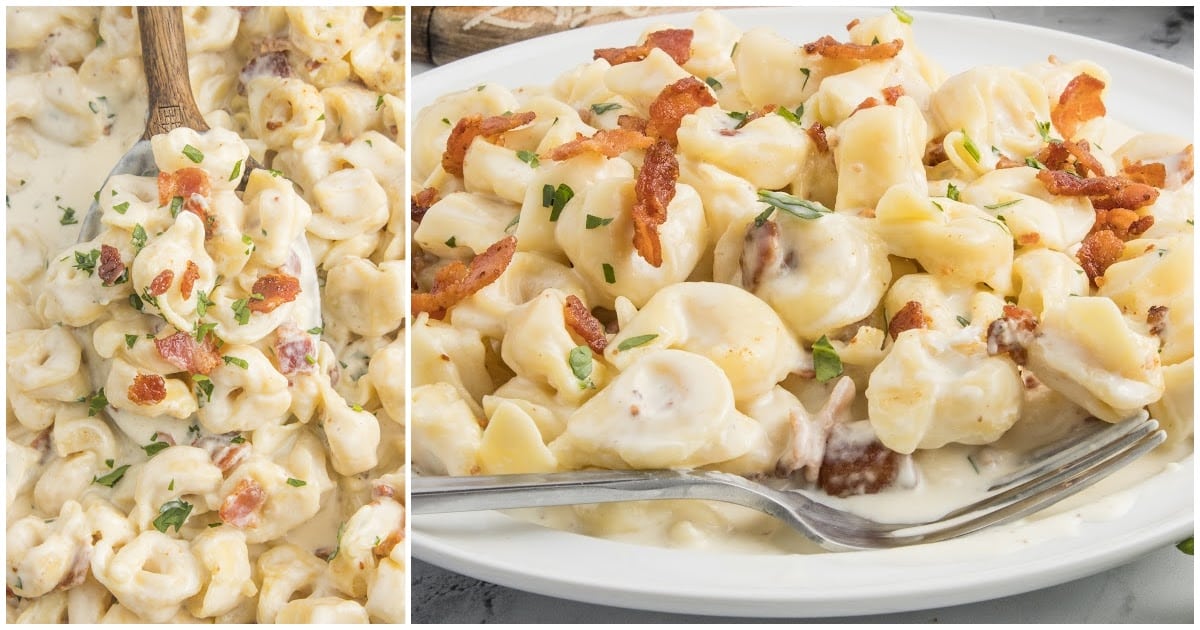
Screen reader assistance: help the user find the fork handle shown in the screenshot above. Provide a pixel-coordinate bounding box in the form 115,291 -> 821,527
138,7 -> 209,140
412,470 -> 759,514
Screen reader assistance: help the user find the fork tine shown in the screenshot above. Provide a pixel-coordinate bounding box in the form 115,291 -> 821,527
985,412 -> 1148,492
882,424 -> 1165,546
937,418 -> 1160,522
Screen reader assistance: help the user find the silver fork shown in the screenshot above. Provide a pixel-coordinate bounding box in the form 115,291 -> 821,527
412,414 -> 1165,551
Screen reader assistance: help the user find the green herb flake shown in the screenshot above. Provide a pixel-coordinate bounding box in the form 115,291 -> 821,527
124,334 -> 138,349
516,150 -> 540,168
961,131 -> 982,163
812,335 -> 843,383
375,94 -> 384,110
757,190 -> 832,220
142,439 -> 169,457
59,206 -> 78,225
444,236 -> 457,248
317,113 -> 326,121
568,345 -> 594,388
208,522 -> 222,528
545,183 -> 574,221
105,459 -> 114,468
704,76 -> 723,90
196,290 -> 213,317
181,145 -> 204,164
307,326 -> 324,335
232,298 -> 251,325
92,464 -> 130,488
193,374 -> 214,403
590,102 -> 621,115
129,292 -> 144,311
967,454 -> 980,474
228,158 -> 243,182
1178,537 -> 1194,555
931,200 -> 945,213
113,201 -> 130,215
585,214 -> 614,229
74,249 -> 101,276
891,6 -> 914,24
800,67 -> 811,89
985,199 -> 1021,210
956,315 -> 971,327
230,435 -> 246,444
223,355 -> 249,369
602,263 -> 616,284
351,403 -> 364,412
86,388 -> 108,417
871,35 -> 880,45
1036,120 -> 1054,144
132,224 -> 148,252
776,105 -> 804,125
267,169 -> 283,178
168,479 -> 175,491
946,182 -> 961,201
616,334 -> 658,352
169,196 -> 184,217
1024,156 -> 1046,170
441,117 -> 451,126
194,321 -> 217,343
286,478 -> 307,487
753,206 -> 775,227
152,499 -> 193,533
305,354 -> 317,365
328,522 -> 347,561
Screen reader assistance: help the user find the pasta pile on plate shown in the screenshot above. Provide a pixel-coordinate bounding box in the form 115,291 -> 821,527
7,7 -> 405,623
410,9 -> 1192,541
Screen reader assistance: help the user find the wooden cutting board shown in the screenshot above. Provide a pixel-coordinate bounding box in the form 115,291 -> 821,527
412,6 -> 709,66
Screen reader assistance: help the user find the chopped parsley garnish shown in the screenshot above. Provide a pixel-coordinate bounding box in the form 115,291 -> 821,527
267,169 -> 283,177
891,6 -> 914,23
88,100 -> 99,114
757,190 -> 832,220
193,374 -> 214,403
1036,120 -> 1054,143
444,236 -> 457,248
125,334 -> 138,349
328,522 -> 347,561
590,102 -> 621,115
967,453 -> 980,474
800,67 -> 811,89
168,479 -> 175,491
208,522 -> 222,528
73,249 -> 101,276
812,335 -> 844,383
85,388 -> 108,416
505,214 -> 521,232
776,105 -> 804,125
241,233 -> 254,255
113,201 -> 130,214
129,292 -> 144,311
1024,156 -> 1046,170
568,345 -> 595,389
375,94 -> 384,110
59,206 -> 78,225
286,478 -> 307,487
1178,537 -> 1194,555
169,196 -> 184,217
196,289 -> 213,317
442,117 -> 451,125
956,315 -> 971,327
516,150 -> 540,168
105,459 -> 114,468
753,206 -> 775,227
727,110 -> 750,129
232,298 -> 251,325
602,263 -> 616,284
131,224 -> 148,252
351,403 -> 364,412
152,499 -> 193,533
188,423 -> 200,437
229,158 -> 243,182
946,182 -> 961,201
704,76 -> 723,90
871,35 -> 880,45
181,145 -> 204,164
92,464 -> 130,488
307,326 -> 323,335
616,334 -> 658,352
304,354 -> 317,365
585,214 -> 614,229
984,199 -> 1021,210
931,200 -> 945,213
230,435 -> 246,444
142,437 -> 170,457
223,355 -> 249,369
543,183 -> 574,221
194,321 -> 217,342
961,131 -> 982,163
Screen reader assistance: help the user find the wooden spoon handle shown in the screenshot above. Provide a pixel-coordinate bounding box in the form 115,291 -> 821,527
138,6 -> 209,140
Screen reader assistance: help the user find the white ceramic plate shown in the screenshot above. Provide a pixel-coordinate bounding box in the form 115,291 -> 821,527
410,7 -> 1195,617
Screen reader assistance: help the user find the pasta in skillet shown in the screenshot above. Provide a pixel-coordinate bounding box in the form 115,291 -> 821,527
410,8 -> 1193,547
7,6 -> 405,623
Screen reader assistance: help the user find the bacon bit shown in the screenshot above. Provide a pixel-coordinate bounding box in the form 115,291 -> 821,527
818,425 -> 901,497
807,122 -> 829,153
1036,169 -> 1159,210
1181,144 -> 1195,184
441,111 -> 536,177
740,219 -> 781,291
1093,207 -> 1154,241
887,301 -> 929,340
1051,73 -> 1106,140
157,168 -> 213,232
148,269 -> 174,296
1066,140 -> 1106,178
248,273 -> 301,314
803,35 -> 904,60
274,324 -> 316,375
1076,229 -> 1125,285
1121,159 -> 1167,188
617,114 -> 648,134
1037,141 -> 1072,171
1018,232 -> 1043,247
845,18 -> 861,31
412,235 -> 517,319
128,373 -> 167,406
191,435 -> 251,474
151,431 -> 176,447
371,481 -> 396,499
1147,305 -> 1169,338
850,96 -> 880,116
52,547 -> 91,592
219,477 -> 268,529
645,76 -> 717,146
995,155 -> 1025,170
546,129 -> 653,161
238,50 -> 291,95
882,85 -> 905,106
97,244 -> 126,287
155,331 -> 222,375
631,140 -> 679,268
373,530 -> 403,558
924,136 -> 948,166
986,304 -> 1040,365
179,261 -> 199,299
411,187 -> 440,223
563,295 -> 608,353
594,28 -> 693,66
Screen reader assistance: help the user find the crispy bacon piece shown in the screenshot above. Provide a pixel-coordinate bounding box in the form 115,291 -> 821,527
128,374 -> 167,406
179,260 -> 199,299
155,331 -> 221,375
850,96 -> 880,116
1147,305 -> 1169,338
52,547 -> 91,592
372,480 -> 396,499
374,529 -> 403,558
411,186 -> 440,223
1036,169 -> 1159,210
594,28 -> 693,66
740,219 -> 782,292
778,376 -> 855,482
412,235 -> 517,319
1121,159 -> 1167,188
546,129 -> 653,161
807,122 -> 829,153
631,140 -> 679,268
157,168 -> 213,230
803,35 -> 904,60
441,111 -> 536,177
97,244 -> 125,286
248,272 -> 301,314
924,136 -> 949,166
617,114 -> 648,134
193,435 -> 251,473
845,18 -> 861,31
882,85 -> 905,106
888,301 -> 929,340
563,295 -> 608,353
1051,73 -> 1106,140
238,50 -> 292,95
274,324 -> 316,375
1093,207 -> 1154,241
219,477 -> 267,529
1038,140 -> 1106,177
148,269 -> 174,296
1076,229 -> 1126,284
986,305 -> 1040,365
645,76 -> 717,146
818,423 -> 901,497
